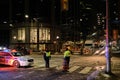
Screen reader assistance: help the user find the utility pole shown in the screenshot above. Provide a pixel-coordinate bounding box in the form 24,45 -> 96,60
105,0 -> 111,74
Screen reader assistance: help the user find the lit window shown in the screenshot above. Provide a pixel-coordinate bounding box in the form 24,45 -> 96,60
18,28 -> 25,42
30,28 -> 37,43
39,28 -> 50,41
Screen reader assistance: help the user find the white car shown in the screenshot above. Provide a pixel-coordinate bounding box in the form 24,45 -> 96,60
0,50 -> 34,68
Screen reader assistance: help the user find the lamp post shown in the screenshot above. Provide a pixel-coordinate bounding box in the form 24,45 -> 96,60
25,14 -> 29,27
105,0 -> 111,74
56,36 -> 60,52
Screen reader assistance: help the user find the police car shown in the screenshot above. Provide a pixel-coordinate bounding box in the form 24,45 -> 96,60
0,49 -> 34,68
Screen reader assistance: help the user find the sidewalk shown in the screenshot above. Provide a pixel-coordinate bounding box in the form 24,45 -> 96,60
87,56 -> 120,80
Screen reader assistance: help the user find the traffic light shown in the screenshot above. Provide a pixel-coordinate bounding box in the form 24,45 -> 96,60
61,0 -> 69,11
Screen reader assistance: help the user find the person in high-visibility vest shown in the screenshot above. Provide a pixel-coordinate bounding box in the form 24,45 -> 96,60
63,47 -> 71,71
43,49 -> 51,68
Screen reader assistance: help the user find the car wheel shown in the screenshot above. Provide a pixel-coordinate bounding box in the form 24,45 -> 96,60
83,48 -> 92,54
13,60 -> 20,68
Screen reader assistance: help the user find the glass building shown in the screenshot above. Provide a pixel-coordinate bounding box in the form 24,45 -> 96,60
9,0 -> 61,52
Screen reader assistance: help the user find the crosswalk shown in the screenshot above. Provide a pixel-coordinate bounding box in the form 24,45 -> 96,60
68,66 -> 80,73
0,64 -> 97,80
10,66 -> 93,80
31,64 -> 94,74
79,67 -> 92,74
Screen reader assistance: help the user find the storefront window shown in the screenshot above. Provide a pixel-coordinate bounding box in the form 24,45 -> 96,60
39,44 -> 45,51
18,28 -> 25,42
30,28 -> 37,43
30,44 -> 37,51
39,28 -> 50,41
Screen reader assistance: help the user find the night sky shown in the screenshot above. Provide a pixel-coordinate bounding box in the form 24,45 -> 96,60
0,1 -> 9,46
0,1 -> 9,23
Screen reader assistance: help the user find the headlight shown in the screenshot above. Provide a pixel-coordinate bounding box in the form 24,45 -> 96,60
3,47 -> 7,50
0,47 -> 2,50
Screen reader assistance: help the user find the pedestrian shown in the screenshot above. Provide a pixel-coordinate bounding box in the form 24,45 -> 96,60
62,47 -> 71,71
43,49 -> 51,68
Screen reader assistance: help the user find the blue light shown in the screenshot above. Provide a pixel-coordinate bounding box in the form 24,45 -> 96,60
3,49 -> 11,52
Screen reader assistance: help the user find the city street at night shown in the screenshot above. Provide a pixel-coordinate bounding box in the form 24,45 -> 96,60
0,53 -> 120,80
0,0 -> 120,80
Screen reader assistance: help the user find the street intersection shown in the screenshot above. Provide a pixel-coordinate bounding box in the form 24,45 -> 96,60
0,53 -> 120,80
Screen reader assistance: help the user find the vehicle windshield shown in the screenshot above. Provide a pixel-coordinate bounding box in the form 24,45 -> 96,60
11,52 -> 24,56
85,44 -> 92,46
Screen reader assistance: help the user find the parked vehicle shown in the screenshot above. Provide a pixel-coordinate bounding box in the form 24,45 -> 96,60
82,40 -> 94,54
0,49 -> 34,68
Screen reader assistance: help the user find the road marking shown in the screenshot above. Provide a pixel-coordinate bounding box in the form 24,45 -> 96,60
39,64 -> 45,67
33,64 -> 45,68
56,65 -> 63,70
28,71 -> 34,74
13,75 -> 23,79
79,67 -> 92,74
68,66 -> 80,73
50,65 -> 57,68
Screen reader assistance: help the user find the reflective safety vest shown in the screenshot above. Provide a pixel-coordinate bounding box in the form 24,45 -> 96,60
64,50 -> 71,57
46,51 -> 51,57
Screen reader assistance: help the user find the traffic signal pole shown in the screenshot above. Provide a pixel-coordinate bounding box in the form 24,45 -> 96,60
105,0 -> 111,74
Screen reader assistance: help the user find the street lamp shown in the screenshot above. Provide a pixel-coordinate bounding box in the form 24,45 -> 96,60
25,14 -> 29,26
25,14 -> 29,19
56,36 -> 60,52
56,36 -> 60,40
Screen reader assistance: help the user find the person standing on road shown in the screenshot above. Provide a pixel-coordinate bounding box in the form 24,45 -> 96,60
43,49 -> 51,68
62,47 -> 71,71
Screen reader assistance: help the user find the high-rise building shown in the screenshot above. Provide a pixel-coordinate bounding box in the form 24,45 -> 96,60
109,0 -> 120,40
60,0 -> 105,41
